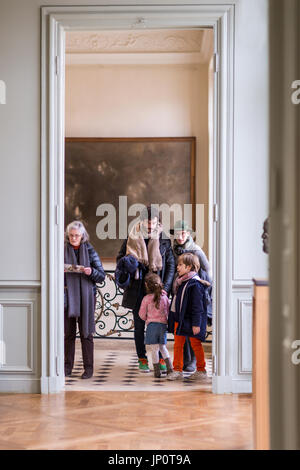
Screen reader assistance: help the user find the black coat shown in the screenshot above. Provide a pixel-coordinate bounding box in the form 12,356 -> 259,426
174,277 -> 207,342
86,243 -> 106,287
116,234 -> 175,310
64,242 -> 106,299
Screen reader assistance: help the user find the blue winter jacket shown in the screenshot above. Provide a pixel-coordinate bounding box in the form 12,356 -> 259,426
174,276 -> 207,342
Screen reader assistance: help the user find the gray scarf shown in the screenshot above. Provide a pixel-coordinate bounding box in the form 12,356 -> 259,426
64,243 -> 95,338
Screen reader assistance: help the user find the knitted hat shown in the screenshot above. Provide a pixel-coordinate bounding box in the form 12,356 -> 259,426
173,220 -> 193,233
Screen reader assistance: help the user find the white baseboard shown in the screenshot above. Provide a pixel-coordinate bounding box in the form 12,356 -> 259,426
212,375 -> 233,394
212,375 -> 252,394
232,377 -> 252,394
0,378 -> 41,394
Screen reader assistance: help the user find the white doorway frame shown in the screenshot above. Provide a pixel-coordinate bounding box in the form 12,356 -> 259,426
41,4 -> 234,394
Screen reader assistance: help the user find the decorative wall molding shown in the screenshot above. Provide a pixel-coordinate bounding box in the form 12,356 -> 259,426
0,281 -> 41,288
0,300 -> 34,373
238,299 -> 253,374
66,29 -> 214,65
0,287 -> 40,393
232,280 -> 254,290
66,29 -> 213,55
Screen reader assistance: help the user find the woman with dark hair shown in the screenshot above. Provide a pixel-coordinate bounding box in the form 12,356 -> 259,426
64,220 -> 105,379
116,206 -> 175,372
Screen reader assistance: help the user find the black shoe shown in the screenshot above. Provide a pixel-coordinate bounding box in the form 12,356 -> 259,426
183,363 -> 196,373
81,370 -> 93,379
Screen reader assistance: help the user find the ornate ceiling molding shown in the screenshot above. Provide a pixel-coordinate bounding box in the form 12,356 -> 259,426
66,29 -> 211,54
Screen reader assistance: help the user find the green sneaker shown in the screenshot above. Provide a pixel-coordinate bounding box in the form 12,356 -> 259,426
159,358 -> 167,372
138,358 -> 150,373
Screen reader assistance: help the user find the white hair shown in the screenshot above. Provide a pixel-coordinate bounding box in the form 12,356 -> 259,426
65,220 -> 89,244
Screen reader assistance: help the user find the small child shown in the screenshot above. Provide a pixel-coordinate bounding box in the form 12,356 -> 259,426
138,273 -> 173,378
168,253 -> 208,381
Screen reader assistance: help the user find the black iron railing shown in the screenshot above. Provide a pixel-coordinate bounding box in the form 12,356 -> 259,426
76,270 -> 212,342
94,271 -> 134,339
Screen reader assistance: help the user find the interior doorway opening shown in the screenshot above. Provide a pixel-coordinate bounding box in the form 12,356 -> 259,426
41,4 -> 237,395
63,27 -> 215,391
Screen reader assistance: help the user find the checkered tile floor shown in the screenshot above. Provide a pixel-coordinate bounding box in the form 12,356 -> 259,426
64,340 -> 212,391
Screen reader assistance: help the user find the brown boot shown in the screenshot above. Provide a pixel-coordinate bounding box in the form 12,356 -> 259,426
153,363 -> 161,378
164,357 -> 173,375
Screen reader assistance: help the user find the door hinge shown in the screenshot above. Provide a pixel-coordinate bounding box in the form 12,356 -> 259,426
213,53 -> 220,73
55,55 -> 59,76
213,204 -> 219,222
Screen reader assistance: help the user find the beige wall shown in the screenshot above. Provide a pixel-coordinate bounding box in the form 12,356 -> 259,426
65,62 -> 210,256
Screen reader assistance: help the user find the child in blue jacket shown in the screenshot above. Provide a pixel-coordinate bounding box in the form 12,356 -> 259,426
168,253 -> 208,381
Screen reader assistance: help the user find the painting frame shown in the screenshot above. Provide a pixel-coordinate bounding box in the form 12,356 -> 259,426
65,137 -> 196,262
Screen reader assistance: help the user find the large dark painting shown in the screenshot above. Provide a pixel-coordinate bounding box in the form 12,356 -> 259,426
65,137 -> 195,260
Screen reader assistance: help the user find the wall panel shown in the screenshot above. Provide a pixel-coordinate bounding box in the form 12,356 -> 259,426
0,287 -> 40,393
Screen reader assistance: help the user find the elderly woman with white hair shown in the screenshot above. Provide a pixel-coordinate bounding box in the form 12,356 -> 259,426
64,220 -> 105,379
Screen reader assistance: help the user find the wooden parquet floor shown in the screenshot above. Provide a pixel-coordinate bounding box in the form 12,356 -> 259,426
0,391 -> 253,450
